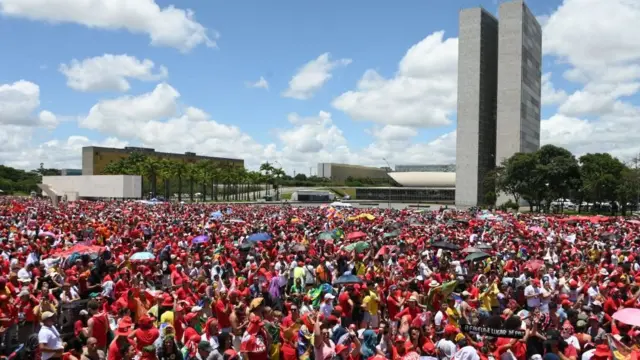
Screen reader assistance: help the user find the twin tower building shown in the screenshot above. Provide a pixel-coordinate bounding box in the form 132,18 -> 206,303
455,0 -> 542,207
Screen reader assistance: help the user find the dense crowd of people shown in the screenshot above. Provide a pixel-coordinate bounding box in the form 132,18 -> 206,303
0,197 -> 639,360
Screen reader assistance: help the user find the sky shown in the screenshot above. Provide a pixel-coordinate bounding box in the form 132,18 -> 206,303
0,0 -> 638,176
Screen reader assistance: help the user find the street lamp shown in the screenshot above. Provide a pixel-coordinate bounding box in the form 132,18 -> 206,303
382,158 -> 392,209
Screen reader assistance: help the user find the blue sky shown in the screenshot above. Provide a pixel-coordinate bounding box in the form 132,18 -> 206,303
0,0 -> 638,175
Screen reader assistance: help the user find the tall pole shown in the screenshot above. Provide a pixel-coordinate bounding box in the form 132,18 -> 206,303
383,158 -> 391,209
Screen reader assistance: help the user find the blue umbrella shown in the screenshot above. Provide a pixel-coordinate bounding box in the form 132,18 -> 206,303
210,211 -> 223,220
130,252 -> 155,261
192,235 -> 209,244
247,232 -> 272,242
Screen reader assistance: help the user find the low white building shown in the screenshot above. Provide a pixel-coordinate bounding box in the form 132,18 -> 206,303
290,190 -> 335,202
41,175 -> 142,202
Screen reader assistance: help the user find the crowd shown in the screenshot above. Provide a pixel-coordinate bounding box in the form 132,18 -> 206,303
0,197 -> 640,360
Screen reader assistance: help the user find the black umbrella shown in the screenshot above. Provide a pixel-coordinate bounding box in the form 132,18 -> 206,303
465,252 -> 491,262
333,274 -> 363,285
431,241 -> 461,251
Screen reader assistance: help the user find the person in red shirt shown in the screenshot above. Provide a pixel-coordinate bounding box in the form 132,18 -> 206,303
338,288 -> 354,326
16,288 -> 39,342
129,315 -> 159,352
215,289 -> 233,332
282,305 -> 299,328
87,299 -> 110,351
107,320 -> 133,360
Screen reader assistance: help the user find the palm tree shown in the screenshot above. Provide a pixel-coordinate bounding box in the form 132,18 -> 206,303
272,167 -> 286,200
171,160 -> 187,202
195,160 -> 211,201
260,162 -> 274,196
158,158 -> 175,200
139,157 -> 162,198
186,162 -> 199,202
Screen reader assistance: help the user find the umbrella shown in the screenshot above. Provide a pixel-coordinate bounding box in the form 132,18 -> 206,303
333,274 -> 363,285
461,247 -> 481,253
239,241 -> 254,251
230,219 -> 246,223
130,252 -> 155,261
39,231 -> 56,238
292,244 -> 306,252
627,220 -> 640,225
247,233 -> 272,242
347,231 -> 366,240
210,211 -> 223,220
383,230 -> 400,238
431,241 -> 460,251
612,308 -> 640,327
318,232 -> 336,240
523,259 -> 545,272
465,252 -> 491,262
344,241 -> 370,253
192,235 -> 209,244
476,243 -> 493,250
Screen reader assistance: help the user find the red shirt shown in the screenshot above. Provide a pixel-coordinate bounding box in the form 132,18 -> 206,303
17,295 -> 38,323
387,295 -> 401,319
0,304 -> 17,327
107,340 -> 124,360
171,271 -> 184,286
338,292 -> 352,317
215,299 -> 231,328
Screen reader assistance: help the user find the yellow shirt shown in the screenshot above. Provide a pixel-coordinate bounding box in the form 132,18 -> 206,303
160,310 -> 174,327
478,284 -> 498,311
362,292 -> 379,315
446,306 -> 460,327
293,267 -> 305,283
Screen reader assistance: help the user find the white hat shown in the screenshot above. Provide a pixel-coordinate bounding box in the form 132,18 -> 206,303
324,293 -> 335,300
41,311 -> 55,321
429,280 -> 440,287
462,291 -> 471,297
592,300 -> 602,307
599,268 -> 609,276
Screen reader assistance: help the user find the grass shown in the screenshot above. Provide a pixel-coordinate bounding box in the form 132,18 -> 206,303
280,193 -> 292,200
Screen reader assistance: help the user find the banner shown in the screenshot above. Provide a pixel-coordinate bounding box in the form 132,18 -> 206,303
461,324 -> 524,339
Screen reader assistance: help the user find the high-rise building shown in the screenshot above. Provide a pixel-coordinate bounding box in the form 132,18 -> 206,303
455,7 -> 499,207
496,0 -> 542,163
455,0 -> 541,207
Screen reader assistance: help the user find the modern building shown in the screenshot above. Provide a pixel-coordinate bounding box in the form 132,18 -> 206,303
395,164 -> 455,173
455,0 -> 541,207
60,169 -> 82,176
388,172 -> 455,188
455,7 -> 499,207
40,175 -> 142,205
496,0 -> 542,164
317,163 -> 390,184
82,146 -> 244,175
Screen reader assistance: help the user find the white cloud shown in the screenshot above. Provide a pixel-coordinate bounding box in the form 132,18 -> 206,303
0,134 -> 128,170
247,76 -> 269,90
79,83 -> 180,135
0,0 -> 216,52
0,80 -> 58,128
332,31 -> 458,127
282,53 -> 352,100
59,54 -> 168,92
541,73 -> 567,106
543,0 -> 640,117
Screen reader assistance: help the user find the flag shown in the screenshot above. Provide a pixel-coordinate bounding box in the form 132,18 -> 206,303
426,280 -> 458,310
608,334 -> 631,360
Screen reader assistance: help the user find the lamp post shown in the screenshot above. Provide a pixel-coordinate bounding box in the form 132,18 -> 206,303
382,158 -> 392,209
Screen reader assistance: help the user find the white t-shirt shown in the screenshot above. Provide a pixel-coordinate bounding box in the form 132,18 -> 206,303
38,325 -> 63,360
434,310 -> 445,327
524,285 -> 541,308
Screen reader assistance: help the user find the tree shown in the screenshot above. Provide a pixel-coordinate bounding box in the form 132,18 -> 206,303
579,153 -> 626,206
294,173 -> 307,181
535,145 -> 581,212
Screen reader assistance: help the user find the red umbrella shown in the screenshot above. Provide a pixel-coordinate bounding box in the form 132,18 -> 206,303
347,231 -> 366,240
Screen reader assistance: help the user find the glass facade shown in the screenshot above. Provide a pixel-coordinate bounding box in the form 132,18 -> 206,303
395,165 -> 456,172
355,188 -> 455,202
